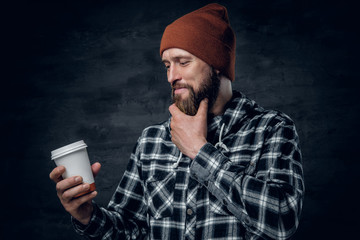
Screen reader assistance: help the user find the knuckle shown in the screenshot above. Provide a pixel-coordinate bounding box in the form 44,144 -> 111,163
56,182 -> 62,192
62,190 -> 73,200
61,191 -> 68,200
50,170 -> 58,181
56,167 -> 63,175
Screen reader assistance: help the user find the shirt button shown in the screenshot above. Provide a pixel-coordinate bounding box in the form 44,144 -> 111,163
187,208 -> 193,216
244,216 -> 251,225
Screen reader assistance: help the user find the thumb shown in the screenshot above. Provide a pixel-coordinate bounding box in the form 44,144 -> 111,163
92,162 -> 101,178
196,98 -> 208,118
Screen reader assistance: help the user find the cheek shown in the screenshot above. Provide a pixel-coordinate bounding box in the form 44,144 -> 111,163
183,63 -> 211,89
182,71 -> 200,90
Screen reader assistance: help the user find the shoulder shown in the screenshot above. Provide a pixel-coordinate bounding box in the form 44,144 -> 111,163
259,109 -> 295,129
254,109 -> 300,144
231,91 -> 296,130
242,105 -> 298,142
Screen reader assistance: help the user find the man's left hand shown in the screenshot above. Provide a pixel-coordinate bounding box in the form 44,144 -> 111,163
169,99 -> 208,159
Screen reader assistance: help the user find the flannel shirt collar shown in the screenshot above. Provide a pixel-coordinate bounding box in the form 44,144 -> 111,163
166,91 -> 260,145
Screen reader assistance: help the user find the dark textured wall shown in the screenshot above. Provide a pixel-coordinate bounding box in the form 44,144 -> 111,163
2,0 -> 359,239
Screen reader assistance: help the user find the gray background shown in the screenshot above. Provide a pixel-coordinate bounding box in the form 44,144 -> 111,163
2,0 -> 359,239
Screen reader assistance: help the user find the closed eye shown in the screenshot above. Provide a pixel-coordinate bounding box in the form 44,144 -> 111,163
180,61 -> 190,66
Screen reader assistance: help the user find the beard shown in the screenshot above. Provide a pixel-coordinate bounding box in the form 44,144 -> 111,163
171,68 -> 220,116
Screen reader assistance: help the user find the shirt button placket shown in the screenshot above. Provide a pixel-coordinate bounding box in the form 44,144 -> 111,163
185,207 -> 196,240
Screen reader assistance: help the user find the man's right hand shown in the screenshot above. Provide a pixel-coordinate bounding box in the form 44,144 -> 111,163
49,162 -> 101,225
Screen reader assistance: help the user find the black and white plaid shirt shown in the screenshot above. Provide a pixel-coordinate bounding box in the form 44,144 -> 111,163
73,91 -> 305,239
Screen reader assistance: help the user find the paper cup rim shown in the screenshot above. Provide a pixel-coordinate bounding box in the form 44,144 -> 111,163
51,140 -> 87,160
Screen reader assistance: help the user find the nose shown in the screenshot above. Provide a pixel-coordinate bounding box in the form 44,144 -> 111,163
167,64 -> 181,84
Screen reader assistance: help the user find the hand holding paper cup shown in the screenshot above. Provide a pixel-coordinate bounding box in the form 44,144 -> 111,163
51,140 -> 96,197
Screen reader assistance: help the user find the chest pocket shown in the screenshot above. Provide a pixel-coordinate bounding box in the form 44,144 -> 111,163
145,171 -> 175,219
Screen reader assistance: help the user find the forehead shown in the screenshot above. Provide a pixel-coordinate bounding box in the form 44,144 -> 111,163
161,48 -> 196,61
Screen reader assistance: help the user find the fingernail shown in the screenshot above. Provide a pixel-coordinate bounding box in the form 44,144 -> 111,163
75,177 -> 81,182
84,184 -> 90,190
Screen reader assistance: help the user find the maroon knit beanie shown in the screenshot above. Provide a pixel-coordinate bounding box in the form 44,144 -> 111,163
160,3 -> 236,81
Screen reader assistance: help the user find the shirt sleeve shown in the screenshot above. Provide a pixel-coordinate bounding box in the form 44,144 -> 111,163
72,140 -> 148,240
190,119 -> 305,240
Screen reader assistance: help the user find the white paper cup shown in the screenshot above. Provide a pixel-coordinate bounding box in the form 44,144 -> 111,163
51,140 -> 96,197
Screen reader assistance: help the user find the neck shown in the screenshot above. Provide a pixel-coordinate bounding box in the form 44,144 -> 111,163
210,77 -> 233,116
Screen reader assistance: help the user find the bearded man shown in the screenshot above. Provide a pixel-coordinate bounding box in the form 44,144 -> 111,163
50,3 -> 304,239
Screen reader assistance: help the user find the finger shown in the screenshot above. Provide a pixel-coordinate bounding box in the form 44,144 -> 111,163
170,119 -> 173,131
169,103 -> 182,116
70,191 -> 98,209
196,98 -> 209,118
49,166 -> 66,183
170,117 -> 178,132
56,176 -> 83,194
91,162 -> 101,178
62,182 -> 92,201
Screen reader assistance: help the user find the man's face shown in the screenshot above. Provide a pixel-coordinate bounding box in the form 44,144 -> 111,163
162,48 -> 220,116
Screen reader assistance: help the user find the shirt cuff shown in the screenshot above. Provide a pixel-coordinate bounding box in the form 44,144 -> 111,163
190,142 -> 228,184
72,203 -> 103,237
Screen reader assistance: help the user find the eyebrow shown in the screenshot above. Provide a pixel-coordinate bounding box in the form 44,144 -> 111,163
161,55 -> 193,63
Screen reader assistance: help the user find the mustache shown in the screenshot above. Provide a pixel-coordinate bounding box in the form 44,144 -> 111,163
171,81 -> 191,90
